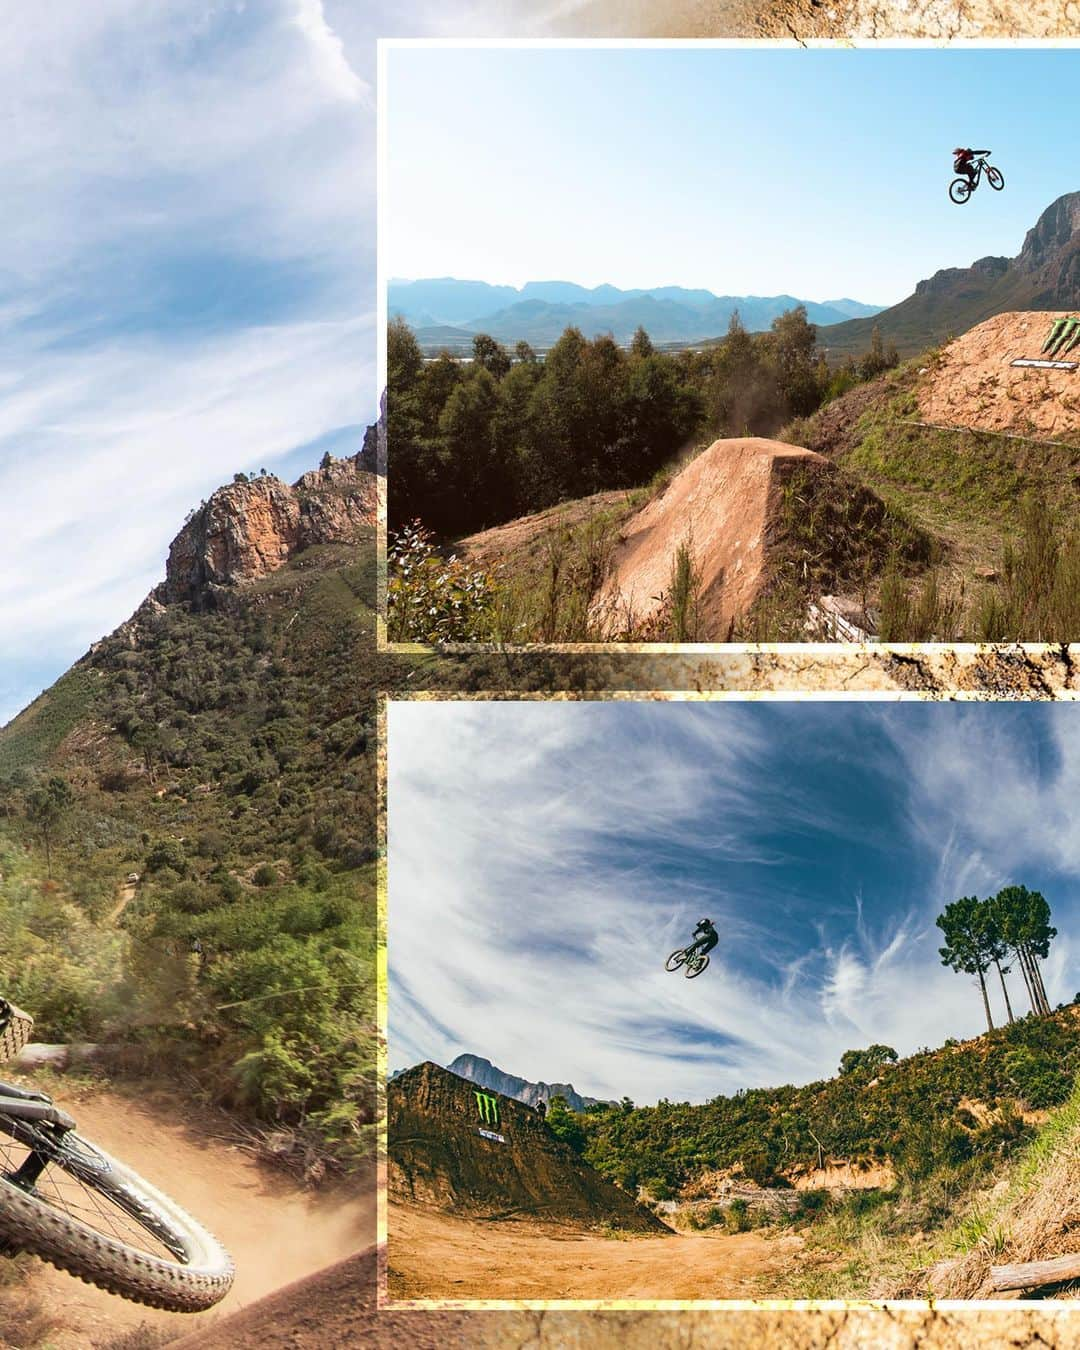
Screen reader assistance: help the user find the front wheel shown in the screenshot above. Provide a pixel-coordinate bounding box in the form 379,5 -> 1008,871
949,178 -> 973,204
665,949 -> 687,972
987,166 -> 1005,191
0,1121 -> 234,1312
685,953 -> 710,979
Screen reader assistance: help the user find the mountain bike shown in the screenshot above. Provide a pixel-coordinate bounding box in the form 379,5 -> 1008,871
665,945 -> 710,978
0,999 -> 234,1311
949,152 -> 1004,204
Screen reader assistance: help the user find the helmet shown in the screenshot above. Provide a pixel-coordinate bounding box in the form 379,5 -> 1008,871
699,918 -> 713,926
952,147 -> 966,155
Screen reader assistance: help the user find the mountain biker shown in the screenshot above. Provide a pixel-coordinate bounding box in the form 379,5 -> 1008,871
952,148 -> 979,185
687,918 -> 718,959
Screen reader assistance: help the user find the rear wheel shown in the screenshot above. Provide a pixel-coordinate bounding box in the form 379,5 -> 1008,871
685,953 -> 710,979
949,178 -> 972,204
987,166 -> 1004,191
0,1119 -> 234,1312
665,949 -> 687,972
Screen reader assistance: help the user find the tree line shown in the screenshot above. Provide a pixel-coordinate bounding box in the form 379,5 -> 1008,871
938,885 -> 1057,1031
388,312 -> 898,540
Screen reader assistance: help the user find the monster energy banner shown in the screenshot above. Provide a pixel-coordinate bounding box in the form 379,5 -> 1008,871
474,1090 -> 500,1127
478,1127 -> 507,1143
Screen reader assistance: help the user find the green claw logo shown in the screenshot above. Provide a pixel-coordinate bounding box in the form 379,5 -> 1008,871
1041,316 -> 1080,358
474,1091 -> 500,1126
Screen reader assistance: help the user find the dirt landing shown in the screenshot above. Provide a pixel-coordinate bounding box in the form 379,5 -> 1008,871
595,437 -> 824,637
387,1203 -> 803,1301
15,1083 -> 372,1348
918,311 -> 1080,441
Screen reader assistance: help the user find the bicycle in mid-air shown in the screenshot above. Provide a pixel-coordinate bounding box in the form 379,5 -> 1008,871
949,152 -> 1005,204
665,945 -> 711,979
0,999 -> 234,1311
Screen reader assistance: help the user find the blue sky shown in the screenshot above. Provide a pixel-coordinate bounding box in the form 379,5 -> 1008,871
387,698 -> 1080,1105
387,46 -> 1080,304
0,2 -> 378,728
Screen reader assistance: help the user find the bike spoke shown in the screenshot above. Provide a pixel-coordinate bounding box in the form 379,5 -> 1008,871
0,1132 -> 185,1263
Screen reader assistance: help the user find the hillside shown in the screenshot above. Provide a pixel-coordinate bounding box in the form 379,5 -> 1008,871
388,1061 -> 668,1232
441,310 -> 1080,643
0,446 -> 384,1173
819,191 -> 1080,359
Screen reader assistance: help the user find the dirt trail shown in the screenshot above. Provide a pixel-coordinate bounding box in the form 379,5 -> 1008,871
13,1082 -> 373,1347
109,880 -> 136,925
387,1203 -> 804,1301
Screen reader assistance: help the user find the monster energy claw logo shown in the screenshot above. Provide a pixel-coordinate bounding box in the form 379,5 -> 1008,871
474,1090 -> 500,1126
1041,316 -> 1080,358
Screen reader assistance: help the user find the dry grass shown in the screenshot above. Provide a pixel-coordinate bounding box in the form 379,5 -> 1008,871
920,1080 -> 1080,1299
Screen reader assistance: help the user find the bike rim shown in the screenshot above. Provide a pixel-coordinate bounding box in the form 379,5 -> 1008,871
0,1121 -> 189,1264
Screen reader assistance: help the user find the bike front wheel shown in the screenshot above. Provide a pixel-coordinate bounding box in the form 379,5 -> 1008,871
949,178 -> 973,204
665,949 -> 687,972
0,1119 -> 234,1312
987,166 -> 1004,191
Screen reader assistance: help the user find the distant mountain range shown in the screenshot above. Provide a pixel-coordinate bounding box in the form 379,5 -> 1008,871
444,1053 -> 614,1113
818,191 -> 1080,359
389,277 -> 884,349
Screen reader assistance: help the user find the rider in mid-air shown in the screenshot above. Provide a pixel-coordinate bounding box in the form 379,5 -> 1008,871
687,917 -> 718,959
952,147 -> 978,186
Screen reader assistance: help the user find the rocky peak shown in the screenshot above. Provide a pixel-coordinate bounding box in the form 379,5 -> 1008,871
1017,192 -> 1080,272
159,449 -> 378,608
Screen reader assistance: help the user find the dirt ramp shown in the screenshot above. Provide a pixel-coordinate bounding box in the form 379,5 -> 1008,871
919,311 -> 1080,440
389,1062 -> 667,1233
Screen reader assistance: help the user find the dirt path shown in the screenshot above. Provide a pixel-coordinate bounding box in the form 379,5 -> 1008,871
109,880 -> 136,925
13,1082 -> 373,1348
387,1203 -> 804,1302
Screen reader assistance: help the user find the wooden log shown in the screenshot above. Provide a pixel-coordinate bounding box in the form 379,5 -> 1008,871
990,1252 -> 1080,1291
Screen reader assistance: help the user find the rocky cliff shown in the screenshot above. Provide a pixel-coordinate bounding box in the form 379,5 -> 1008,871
158,450 -> 378,609
446,1053 -> 614,1113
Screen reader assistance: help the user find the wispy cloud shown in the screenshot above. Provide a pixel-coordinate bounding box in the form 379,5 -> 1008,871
388,701 -> 1080,1105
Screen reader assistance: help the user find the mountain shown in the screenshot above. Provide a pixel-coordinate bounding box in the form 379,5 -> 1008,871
819,191 -> 1080,359
391,277 -> 883,348
446,1053 -> 614,1113
0,443 -> 382,1169
822,298 -> 887,319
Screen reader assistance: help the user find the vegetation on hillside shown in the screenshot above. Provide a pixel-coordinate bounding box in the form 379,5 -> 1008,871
0,534 -> 380,1173
388,312 -> 898,542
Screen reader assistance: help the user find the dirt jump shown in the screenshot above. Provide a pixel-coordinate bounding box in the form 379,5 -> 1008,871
918,311 -> 1080,440
4,1078 -> 372,1348
594,438 -> 830,637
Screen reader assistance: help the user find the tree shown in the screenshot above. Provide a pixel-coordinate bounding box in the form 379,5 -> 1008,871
25,776 -> 74,879
937,895 -> 998,1032
629,325 -> 655,359
839,1044 -> 898,1076
319,451 -> 333,469
471,333 -> 511,380
991,885 -> 1056,1016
